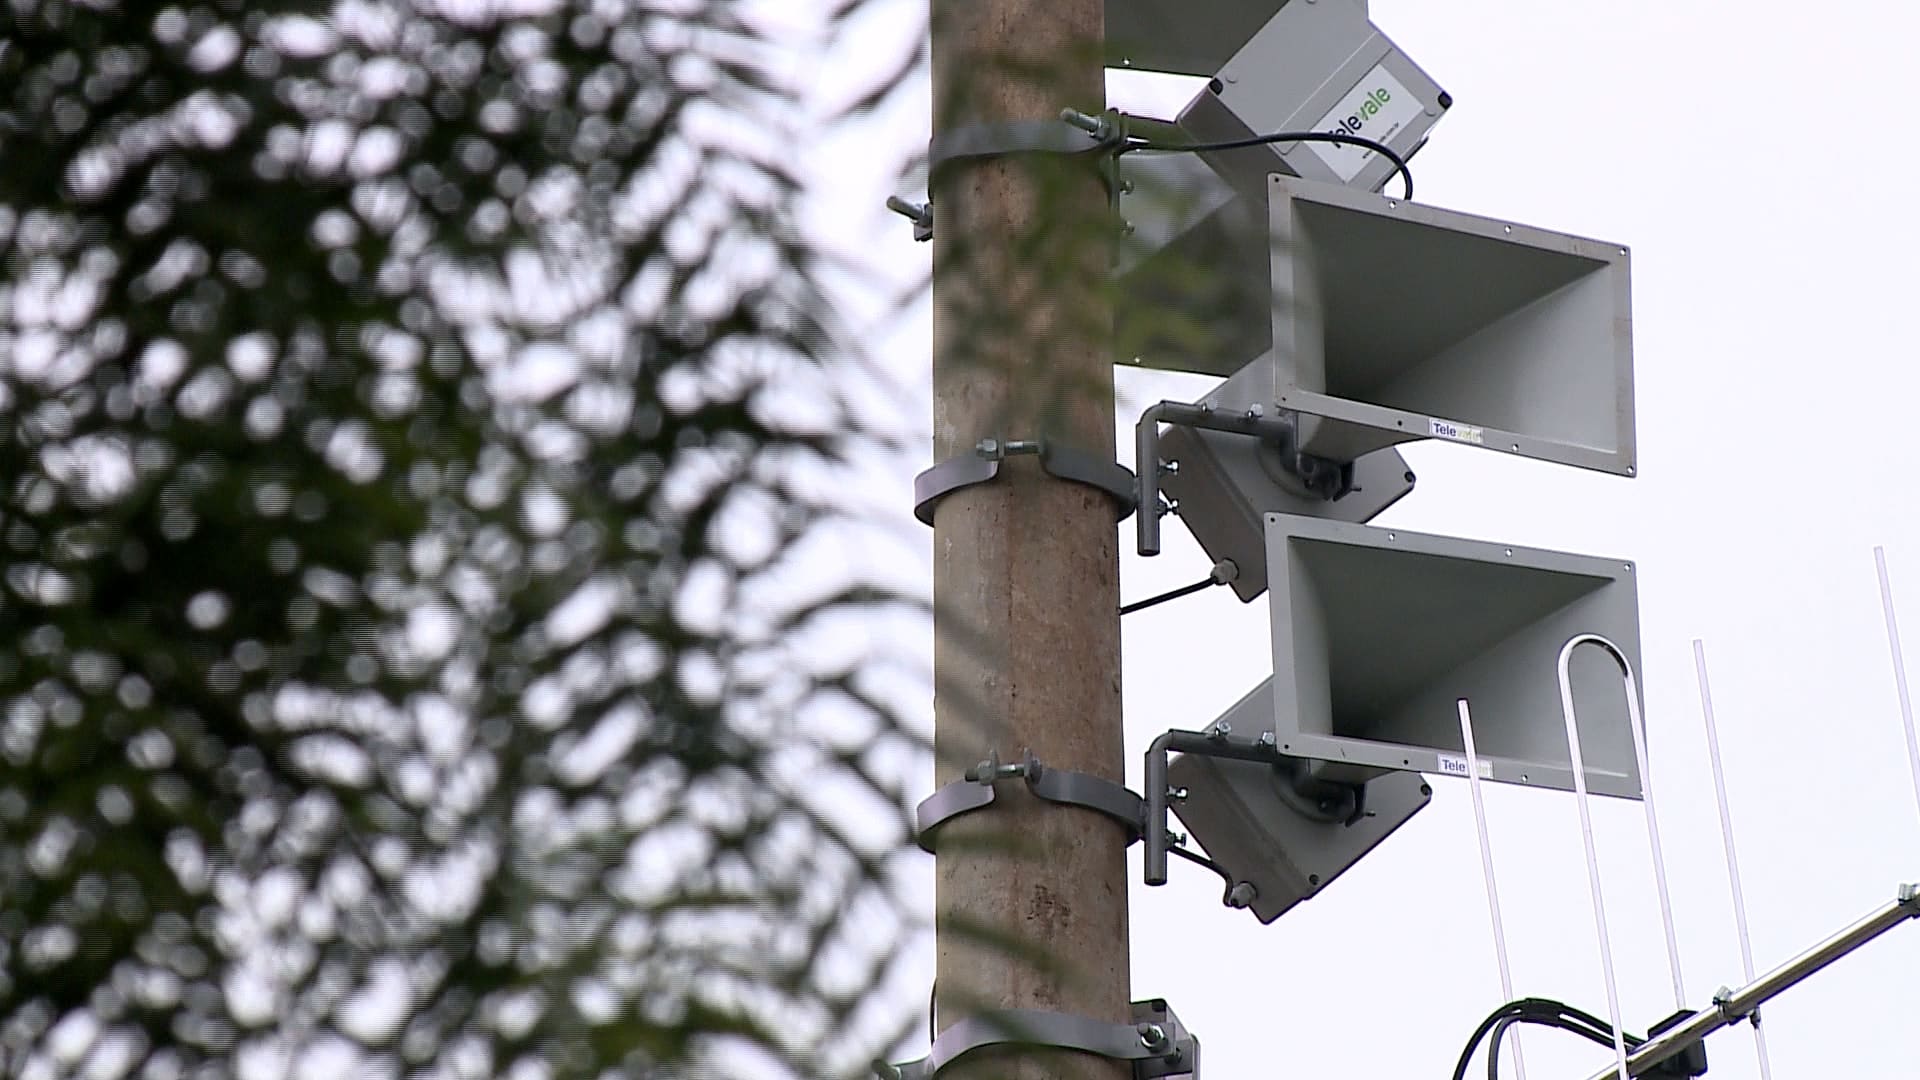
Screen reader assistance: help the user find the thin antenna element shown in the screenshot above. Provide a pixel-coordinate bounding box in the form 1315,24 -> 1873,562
1556,634 -> 1689,1077
1692,640 -> 1775,1080
1458,698 -> 1525,1080
1619,656 -> 1688,1012
1873,547 -> 1920,824
1555,635 -> 1632,1080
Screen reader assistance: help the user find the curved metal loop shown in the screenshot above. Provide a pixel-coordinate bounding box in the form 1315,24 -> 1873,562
1556,631 -> 1631,679
1556,632 -> 1685,1080
1560,634 -> 1686,1008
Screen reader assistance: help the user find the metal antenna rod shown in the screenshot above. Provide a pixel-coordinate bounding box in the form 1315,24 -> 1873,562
1555,635 -> 1633,1080
1457,698 -> 1525,1080
1873,547 -> 1920,825
1692,641 -> 1775,1080
1617,653 -> 1687,1012
1581,884 -> 1920,1080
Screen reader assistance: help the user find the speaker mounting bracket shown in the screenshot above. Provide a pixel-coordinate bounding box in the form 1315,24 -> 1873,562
1135,400 -> 1353,557
1142,727 -> 1369,888
875,998 -> 1198,1079
915,751 -> 1148,853
914,437 -> 1138,526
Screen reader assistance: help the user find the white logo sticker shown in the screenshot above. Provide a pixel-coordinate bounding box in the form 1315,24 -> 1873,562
1305,64 -> 1427,182
1430,417 -> 1486,445
1437,754 -> 1493,779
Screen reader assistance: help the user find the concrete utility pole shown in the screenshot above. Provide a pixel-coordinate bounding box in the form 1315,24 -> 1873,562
927,1 -> 1130,1078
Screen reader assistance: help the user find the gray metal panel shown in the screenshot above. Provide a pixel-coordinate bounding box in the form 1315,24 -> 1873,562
1108,0 -> 1362,76
1175,0 -> 1446,196
1168,734 -> 1429,924
1267,175 -> 1636,475
1160,364 -> 1414,601
1262,514 -> 1646,798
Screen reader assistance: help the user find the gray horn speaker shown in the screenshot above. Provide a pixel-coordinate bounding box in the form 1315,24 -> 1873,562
1258,513 -> 1646,798
1117,161 -> 1636,477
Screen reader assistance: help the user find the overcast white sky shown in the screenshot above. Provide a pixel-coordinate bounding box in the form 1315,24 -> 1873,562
808,2 -> 1920,1077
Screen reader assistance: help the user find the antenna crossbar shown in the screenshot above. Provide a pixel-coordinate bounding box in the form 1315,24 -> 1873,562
1576,885 -> 1920,1080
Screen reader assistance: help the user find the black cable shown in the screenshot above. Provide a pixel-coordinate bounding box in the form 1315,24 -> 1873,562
1453,1003 -> 1529,1080
1485,1014 -> 1644,1080
1120,558 -> 1239,616
1454,999 -> 1645,1080
1119,575 -> 1215,616
1165,841 -> 1232,882
1122,130 -> 1414,202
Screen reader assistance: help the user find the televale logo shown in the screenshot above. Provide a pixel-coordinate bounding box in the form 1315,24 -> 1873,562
1305,65 -> 1424,182
1326,85 -> 1394,142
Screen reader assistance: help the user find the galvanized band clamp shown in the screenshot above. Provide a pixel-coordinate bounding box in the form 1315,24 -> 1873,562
916,751 -> 1147,853
928,111 -> 1127,188
876,999 -> 1198,1080
915,437 -> 1138,526
891,110 -> 1130,240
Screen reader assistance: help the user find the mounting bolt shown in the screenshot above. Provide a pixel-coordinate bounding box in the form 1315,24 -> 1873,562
966,754 -> 1025,783
1157,458 -> 1179,477
1208,721 -> 1232,741
1165,830 -> 1187,848
1226,882 -> 1257,909
885,197 -> 934,242
1712,986 -> 1738,1021
1900,882 -> 1920,904
975,438 -> 1000,457
1257,731 -> 1276,749
1060,108 -> 1105,135
1137,1023 -> 1169,1053
1247,403 -> 1264,418
1168,786 -> 1190,802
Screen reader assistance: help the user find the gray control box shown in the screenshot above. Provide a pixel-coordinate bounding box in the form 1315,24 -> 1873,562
1178,0 -> 1448,195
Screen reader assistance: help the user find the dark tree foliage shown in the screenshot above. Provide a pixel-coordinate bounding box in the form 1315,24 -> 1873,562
0,1 -> 924,1077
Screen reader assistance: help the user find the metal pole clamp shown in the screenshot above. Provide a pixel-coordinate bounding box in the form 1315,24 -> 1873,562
916,751 -> 1147,853
876,998 -> 1198,1080
915,437 -> 1138,526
